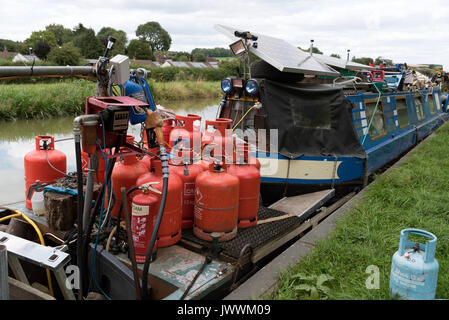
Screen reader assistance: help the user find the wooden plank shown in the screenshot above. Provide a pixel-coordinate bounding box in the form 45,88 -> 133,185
268,189 -> 335,218
8,277 -> 55,300
252,192 -> 355,263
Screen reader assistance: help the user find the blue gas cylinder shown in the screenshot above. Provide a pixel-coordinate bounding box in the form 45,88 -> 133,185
111,73 -> 157,125
390,228 -> 438,300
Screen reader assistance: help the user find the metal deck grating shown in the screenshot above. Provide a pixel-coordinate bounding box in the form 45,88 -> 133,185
182,206 -> 306,260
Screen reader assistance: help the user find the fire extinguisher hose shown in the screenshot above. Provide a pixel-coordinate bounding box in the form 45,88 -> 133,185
141,144 -> 169,299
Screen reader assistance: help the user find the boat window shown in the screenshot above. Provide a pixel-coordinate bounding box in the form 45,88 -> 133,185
395,97 -> 409,128
414,96 -> 425,121
427,94 -> 436,115
364,100 -> 387,140
291,99 -> 331,130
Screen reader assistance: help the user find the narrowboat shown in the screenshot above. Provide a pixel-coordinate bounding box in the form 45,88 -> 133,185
215,25 -> 449,203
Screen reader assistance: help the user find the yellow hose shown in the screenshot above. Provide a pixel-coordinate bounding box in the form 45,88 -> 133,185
0,208 -> 54,297
232,105 -> 257,130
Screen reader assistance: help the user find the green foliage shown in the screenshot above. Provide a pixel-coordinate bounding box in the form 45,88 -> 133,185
0,58 -> 54,67
136,21 -> 172,52
162,51 -> 192,62
289,273 -> 334,299
352,56 -> 374,65
72,23 -> 103,58
330,53 -> 341,58
34,41 -> 51,60
270,122 -> 449,300
127,39 -> 154,60
24,30 -> 58,52
298,46 -> 323,54
97,27 -> 127,56
128,60 -> 239,82
45,24 -> 73,46
191,47 -> 232,58
0,39 -> 24,53
0,80 -> 221,120
47,42 -> 82,65
192,52 -> 207,62
0,80 -> 96,120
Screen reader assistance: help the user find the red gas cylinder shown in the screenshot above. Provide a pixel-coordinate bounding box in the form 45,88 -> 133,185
131,192 -> 159,263
233,143 -> 260,170
169,114 -> 202,153
24,136 -> 66,210
162,119 -> 174,147
202,118 -> 234,162
140,155 -> 152,171
111,148 -> 148,218
169,149 -> 204,229
193,163 -> 239,242
228,152 -> 261,228
136,159 -> 183,248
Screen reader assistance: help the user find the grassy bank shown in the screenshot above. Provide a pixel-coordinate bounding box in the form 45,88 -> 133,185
269,122 -> 449,300
0,80 -> 221,120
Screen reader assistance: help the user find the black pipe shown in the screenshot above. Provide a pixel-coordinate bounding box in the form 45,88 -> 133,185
74,139 -> 84,300
116,186 -> 141,220
141,145 -> 169,299
121,187 -> 142,300
81,139 -> 122,296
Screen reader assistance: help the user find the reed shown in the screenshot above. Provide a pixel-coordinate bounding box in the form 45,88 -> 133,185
0,80 -> 221,120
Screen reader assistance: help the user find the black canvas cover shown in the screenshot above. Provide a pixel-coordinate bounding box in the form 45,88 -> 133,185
259,79 -> 366,159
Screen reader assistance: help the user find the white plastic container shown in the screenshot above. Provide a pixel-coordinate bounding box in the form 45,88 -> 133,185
31,190 -> 45,216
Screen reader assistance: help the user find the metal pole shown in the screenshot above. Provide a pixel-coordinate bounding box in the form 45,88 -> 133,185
82,155 -> 96,231
0,245 -> 8,300
0,66 -> 95,77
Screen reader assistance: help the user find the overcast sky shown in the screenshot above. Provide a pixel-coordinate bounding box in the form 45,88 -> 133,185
1,0 -> 448,68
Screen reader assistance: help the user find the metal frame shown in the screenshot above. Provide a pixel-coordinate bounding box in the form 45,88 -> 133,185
0,231 -> 75,300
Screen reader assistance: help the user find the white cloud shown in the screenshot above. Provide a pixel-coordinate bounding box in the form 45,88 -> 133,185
0,0 -> 448,67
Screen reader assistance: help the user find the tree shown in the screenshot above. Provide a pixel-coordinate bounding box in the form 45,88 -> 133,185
97,27 -> 127,56
298,46 -> 323,54
45,24 -> 73,46
136,21 -> 172,52
351,56 -> 374,65
72,24 -> 104,58
0,39 -> 24,53
330,53 -> 341,58
126,39 -> 154,60
47,42 -> 82,65
192,52 -> 207,62
34,41 -> 52,59
191,48 -> 232,58
24,30 -> 58,51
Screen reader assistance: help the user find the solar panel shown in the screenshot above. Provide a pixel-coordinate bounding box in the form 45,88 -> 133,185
313,53 -> 375,70
214,24 -> 339,77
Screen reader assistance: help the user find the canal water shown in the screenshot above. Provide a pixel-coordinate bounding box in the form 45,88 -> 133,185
0,98 -> 220,205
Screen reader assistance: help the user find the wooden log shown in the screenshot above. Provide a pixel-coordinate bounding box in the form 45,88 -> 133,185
44,192 -> 76,231
44,176 -> 101,231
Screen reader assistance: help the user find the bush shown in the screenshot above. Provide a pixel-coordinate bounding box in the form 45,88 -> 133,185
129,59 -> 240,82
47,42 -> 82,66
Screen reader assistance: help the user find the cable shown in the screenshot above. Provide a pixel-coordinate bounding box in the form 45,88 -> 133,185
105,226 -> 117,252
46,148 -> 69,177
87,140 -> 110,298
232,104 -> 256,130
0,208 -> 54,297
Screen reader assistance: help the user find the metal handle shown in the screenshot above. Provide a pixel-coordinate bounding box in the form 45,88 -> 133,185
399,228 -> 437,263
36,135 -> 55,150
